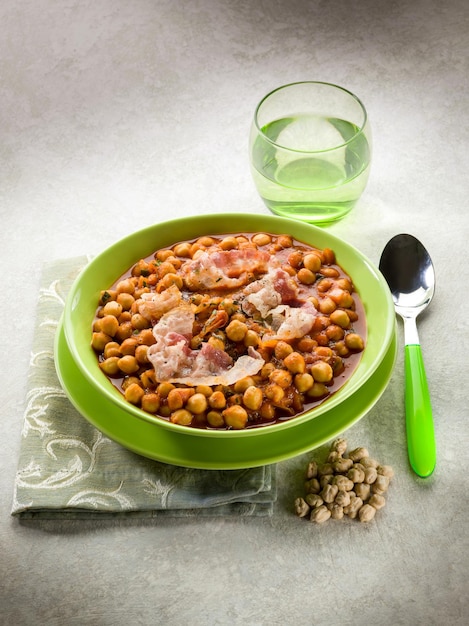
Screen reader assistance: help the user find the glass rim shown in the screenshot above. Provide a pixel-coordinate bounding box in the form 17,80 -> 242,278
253,81 -> 369,154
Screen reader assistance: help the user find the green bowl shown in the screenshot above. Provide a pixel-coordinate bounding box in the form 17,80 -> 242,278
62,213 -> 395,440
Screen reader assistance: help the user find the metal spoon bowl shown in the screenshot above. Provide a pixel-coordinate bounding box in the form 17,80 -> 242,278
379,234 -> 436,477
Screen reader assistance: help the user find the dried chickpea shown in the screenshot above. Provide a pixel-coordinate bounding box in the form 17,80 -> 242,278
378,465 -> 395,478
358,503 -> 376,523
305,460 -> 318,479
332,458 -> 353,473
354,482 -> 371,500
372,474 -> 390,495
310,505 -> 331,524
368,494 -> 386,510
335,490 -> 351,507
349,447 -> 369,462
348,464 -> 365,483
321,484 -> 338,503
124,383 -> 144,405
305,494 -> 323,508
329,503 -> 345,520
305,478 -> 321,494
294,497 -> 310,518
343,496 -> 363,519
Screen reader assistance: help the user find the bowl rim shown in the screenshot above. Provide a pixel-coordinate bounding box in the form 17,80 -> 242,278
62,213 -> 395,437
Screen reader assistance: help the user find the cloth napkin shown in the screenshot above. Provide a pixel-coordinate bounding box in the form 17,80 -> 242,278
11,257 -> 276,519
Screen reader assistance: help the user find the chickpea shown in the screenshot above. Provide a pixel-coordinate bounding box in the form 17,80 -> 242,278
358,503 -> 376,523
173,242 -> 192,257
219,236 -> 238,250
99,356 -> 120,376
269,369 -> 292,388
317,278 -> 333,293
294,373 -> 314,393
103,341 -> 121,359
326,324 -> 345,341
157,382 -> 174,398
296,336 -> 317,352
244,330 -> 260,347
310,505 -> 331,524
116,292 -> 135,311
306,382 -> 329,399
102,301 -> 123,318
297,268 -> 316,285
118,355 -> 139,375
195,384 -> 212,397
345,333 -> 365,351
368,494 -> 386,510
294,497 -> 310,518
283,352 -> 306,374
99,315 -> 119,337
116,278 -> 135,295
115,321 -> 133,342
243,386 -> 263,411
252,233 -> 271,247
223,405 -> 248,429
234,377 -> 255,393
329,309 -> 350,329
207,410 -> 225,428
208,390 -> 227,410
259,402 -> 275,421
138,328 -> 156,346
135,345 -> 149,365
170,409 -> 193,426
310,361 -> 333,383
131,313 -> 150,330
303,253 -> 322,273
288,250 -> 303,268
318,297 -> 336,315
141,393 -> 160,413
124,382 -> 144,405
277,235 -> 293,248
186,393 -> 208,415
99,290 -> 116,305
91,331 -> 112,351
122,376 -> 141,391
264,384 -> 285,403
226,319 -> 248,342
159,273 -> 183,290
120,337 -> 138,356
330,288 -> 354,308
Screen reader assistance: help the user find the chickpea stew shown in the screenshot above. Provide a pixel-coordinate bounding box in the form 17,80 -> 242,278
91,232 -> 366,430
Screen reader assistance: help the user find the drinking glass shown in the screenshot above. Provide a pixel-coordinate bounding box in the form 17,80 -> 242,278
249,81 -> 371,224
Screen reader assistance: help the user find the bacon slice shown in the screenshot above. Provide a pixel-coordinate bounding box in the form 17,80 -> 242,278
243,267 -> 298,317
269,304 -> 317,341
147,305 -> 265,385
137,284 -> 182,321
181,248 -> 270,291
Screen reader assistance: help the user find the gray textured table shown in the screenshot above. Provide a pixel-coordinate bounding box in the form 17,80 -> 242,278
2,1 -> 468,624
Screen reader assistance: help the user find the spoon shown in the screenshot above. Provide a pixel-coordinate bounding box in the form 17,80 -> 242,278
379,234 -> 436,477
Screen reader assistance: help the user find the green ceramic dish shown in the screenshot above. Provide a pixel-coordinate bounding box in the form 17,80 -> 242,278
55,319 -> 397,468
62,213 -> 395,439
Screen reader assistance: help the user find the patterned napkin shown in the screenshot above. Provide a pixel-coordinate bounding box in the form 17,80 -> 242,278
11,257 -> 276,519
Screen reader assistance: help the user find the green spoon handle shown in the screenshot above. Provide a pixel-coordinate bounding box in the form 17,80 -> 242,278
404,344 -> 436,477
